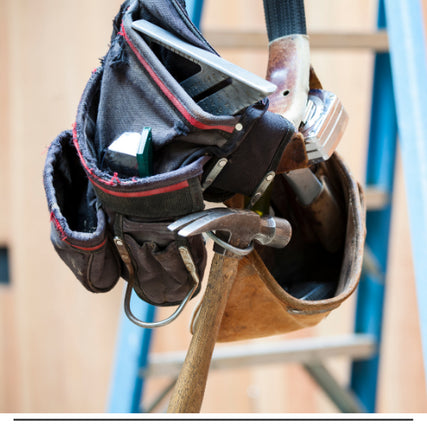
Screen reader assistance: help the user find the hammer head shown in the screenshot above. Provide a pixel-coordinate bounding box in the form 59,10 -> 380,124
169,208 -> 292,252
301,89 -> 348,164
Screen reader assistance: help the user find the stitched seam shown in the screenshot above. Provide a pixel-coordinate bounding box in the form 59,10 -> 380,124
72,123 -> 123,187
89,175 -> 189,198
68,238 -> 108,252
50,212 -> 67,241
86,253 -> 97,292
50,212 -> 108,251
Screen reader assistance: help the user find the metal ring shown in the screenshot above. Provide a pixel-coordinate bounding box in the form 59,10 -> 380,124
124,247 -> 200,329
204,231 -> 254,257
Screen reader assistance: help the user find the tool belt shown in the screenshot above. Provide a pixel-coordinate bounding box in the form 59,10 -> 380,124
43,0 -> 366,335
43,0 -> 295,310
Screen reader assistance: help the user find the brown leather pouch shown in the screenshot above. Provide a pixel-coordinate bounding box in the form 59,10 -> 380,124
191,153 -> 365,342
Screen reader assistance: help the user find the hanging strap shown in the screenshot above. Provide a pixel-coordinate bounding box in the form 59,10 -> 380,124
263,0 -> 307,40
263,0 -> 310,128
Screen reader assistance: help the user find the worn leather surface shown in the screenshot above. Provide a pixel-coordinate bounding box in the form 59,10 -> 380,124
191,153 -> 366,342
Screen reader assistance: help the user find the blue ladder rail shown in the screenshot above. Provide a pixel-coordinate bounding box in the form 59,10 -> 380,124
351,0 -> 427,412
350,0 -> 397,413
107,292 -> 155,413
384,0 -> 427,378
107,0 -> 427,413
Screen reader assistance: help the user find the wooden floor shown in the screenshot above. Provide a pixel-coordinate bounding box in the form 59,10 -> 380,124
1,0 -> 426,413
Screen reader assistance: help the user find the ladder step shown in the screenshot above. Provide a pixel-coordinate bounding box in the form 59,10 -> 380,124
365,185 -> 390,210
303,361 -> 365,412
204,30 -> 388,51
144,334 -> 376,378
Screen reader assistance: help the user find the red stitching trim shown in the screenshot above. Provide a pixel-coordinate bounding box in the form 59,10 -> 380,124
111,172 -> 121,184
88,175 -> 189,198
50,212 -> 67,241
120,24 -> 235,134
72,123 -> 122,187
50,212 -> 107,251
68,238 -> 108,252
73,123 -> 189,196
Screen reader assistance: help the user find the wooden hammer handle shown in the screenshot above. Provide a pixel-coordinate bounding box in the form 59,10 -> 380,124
167,253 -> 239,413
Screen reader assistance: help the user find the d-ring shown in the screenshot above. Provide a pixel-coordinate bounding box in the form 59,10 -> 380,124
124,246 -> 200,329
204,231 -> 254,257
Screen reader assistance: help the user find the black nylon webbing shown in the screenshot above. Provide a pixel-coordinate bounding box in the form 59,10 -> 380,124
263,0 -> 307,41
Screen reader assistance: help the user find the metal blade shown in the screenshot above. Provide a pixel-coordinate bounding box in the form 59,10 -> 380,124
132,20 -> 277,115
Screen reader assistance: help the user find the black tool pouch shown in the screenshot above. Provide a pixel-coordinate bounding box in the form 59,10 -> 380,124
70,49 -> 210,307
95,0 -> 295,202
43,0 -> 297,320
44,126 -> 207,307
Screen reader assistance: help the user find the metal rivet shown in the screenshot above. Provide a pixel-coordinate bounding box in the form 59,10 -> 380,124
235,123 -> 243,131
219,159 -> 227,167
253,192 -> 262,201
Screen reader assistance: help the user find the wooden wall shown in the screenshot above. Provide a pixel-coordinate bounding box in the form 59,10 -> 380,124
0,0 -> 426,413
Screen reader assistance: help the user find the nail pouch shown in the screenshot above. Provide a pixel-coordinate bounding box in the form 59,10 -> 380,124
43,130 -> 121,293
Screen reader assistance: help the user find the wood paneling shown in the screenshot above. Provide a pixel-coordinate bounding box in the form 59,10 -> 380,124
0,1 -> 10,246
0,0 -> 426,414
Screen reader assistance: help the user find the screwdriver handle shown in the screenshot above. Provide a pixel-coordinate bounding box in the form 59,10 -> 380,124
303,175 -> 345,253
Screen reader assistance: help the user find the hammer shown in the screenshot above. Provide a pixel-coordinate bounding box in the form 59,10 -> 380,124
166,208 -> 292,412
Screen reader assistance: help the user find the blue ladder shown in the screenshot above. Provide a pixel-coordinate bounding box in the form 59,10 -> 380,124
107,0 -> 427,413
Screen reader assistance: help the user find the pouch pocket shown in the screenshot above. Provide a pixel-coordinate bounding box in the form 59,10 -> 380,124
44,130 -> 121,293
191,154 -> 366,342
119,218 -> 207,306
50,208 -> 120,293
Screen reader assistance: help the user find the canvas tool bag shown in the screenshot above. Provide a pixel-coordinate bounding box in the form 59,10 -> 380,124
43,0 -> 297,320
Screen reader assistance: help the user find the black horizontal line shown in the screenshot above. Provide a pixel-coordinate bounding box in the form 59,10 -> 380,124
13,418 -> 415,422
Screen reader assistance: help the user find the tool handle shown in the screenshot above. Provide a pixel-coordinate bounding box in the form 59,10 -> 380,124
304,175 -> 345,253
167,254 -> 239,413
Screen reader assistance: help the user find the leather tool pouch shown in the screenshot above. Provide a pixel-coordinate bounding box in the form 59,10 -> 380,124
191,154 -> 366,341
